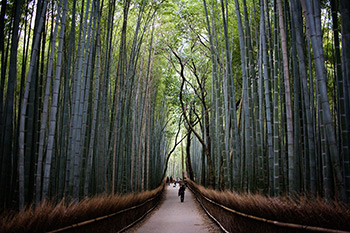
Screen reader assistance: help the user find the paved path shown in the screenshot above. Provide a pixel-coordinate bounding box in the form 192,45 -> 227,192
128,184 -> 221,233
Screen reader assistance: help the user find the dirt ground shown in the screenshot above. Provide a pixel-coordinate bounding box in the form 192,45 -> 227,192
124,183 -> 222,233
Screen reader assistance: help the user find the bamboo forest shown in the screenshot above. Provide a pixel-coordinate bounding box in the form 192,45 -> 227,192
0,0 -> 350,223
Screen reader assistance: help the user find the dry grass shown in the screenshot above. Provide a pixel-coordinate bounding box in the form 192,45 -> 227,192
0,184 -> 164,233
187,180 -> 350,233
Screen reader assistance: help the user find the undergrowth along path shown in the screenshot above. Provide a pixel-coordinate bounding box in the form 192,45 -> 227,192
128,184 -> 221,233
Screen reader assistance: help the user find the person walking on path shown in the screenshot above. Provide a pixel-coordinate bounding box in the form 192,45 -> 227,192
178,182 -> 186,202
131,183 -> 221,233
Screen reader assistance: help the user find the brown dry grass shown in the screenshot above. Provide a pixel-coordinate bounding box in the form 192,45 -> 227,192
0,184 -> 164,233
187,180 -> 350,233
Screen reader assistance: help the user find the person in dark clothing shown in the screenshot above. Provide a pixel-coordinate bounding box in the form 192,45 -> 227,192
178,183 -> 186,202
166,176 -> 170,185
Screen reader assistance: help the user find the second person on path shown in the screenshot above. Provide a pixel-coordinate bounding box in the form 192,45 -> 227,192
178,182 -> 186,202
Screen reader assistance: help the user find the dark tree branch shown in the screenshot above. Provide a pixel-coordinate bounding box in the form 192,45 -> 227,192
160,115 -> 188,183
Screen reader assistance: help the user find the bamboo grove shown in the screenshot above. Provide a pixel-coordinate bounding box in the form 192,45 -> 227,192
181,0 -> 350,202
0,0 -> 349,211
0,0 -> 173,210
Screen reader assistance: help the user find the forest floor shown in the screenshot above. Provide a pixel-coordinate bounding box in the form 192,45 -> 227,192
125,183 -> 222,233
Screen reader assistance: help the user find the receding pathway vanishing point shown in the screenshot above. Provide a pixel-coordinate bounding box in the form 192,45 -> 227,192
127,184 -> 222,233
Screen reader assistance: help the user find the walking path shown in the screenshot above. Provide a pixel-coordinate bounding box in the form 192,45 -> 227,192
127,183 -> 221,233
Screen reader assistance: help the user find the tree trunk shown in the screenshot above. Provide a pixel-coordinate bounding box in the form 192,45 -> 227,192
42,0 -> 68,201
4,0 -> 23,209
338,0 -> 350,199
18,0 -> 48,208
277,0 -> 295,196
260,0 -> 274,196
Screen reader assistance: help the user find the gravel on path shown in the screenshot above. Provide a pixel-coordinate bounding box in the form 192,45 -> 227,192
125,184 -> 222,233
